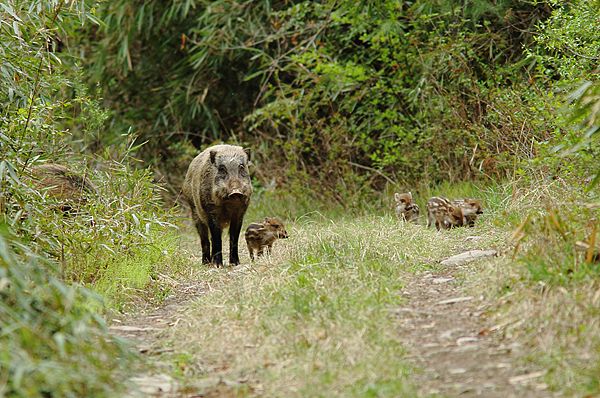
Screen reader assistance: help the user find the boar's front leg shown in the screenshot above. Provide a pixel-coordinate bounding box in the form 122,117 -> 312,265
196,221 -> 211,264
190,203 -> 211,264
208,220 -> 223,266
229,216 -> 243,265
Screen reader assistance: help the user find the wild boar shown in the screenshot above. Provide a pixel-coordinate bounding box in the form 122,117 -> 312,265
245,217 -> 289,260
31,163 -> 96,212
426,196 -> 465,230
451,198 -> 484,227
394,192 -> 420,223
182,144 -> 252,266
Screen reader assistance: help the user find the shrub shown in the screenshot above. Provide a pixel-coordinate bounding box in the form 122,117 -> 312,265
0,0 -> 180,304
0,226 -> 131,397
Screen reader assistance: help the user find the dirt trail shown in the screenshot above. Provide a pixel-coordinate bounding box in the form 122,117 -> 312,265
109,281 -> 205,397
109,248 -> 556,397
395,257 -> 555,397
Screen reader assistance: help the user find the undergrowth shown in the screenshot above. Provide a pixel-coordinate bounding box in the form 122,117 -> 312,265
0,226 -> 131,397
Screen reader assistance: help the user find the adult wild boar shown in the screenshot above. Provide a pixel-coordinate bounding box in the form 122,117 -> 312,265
31,163 -> 97,213
182,144 -> 253,266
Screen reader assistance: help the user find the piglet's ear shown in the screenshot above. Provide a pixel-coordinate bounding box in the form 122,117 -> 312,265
209,151 -> 217,165
243,147 -> 251,162
394,193 -> 400,201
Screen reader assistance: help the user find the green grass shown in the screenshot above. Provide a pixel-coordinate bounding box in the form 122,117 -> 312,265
166,212 -> 504,397
124,177 -> 599,397
90,229 -> 190,309
247,179 -> 513,227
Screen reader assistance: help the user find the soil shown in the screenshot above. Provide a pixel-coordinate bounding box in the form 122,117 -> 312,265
395,264 -> 556,397
109,281 -> 205,397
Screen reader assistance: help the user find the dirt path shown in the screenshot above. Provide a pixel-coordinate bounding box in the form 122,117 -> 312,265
109,248 -> 556,397
109,281 -> 205,397
395,257 -> 554,397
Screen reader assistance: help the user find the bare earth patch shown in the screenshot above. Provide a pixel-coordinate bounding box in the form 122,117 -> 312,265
110,280 -> 205,397
395,256 -> 557,397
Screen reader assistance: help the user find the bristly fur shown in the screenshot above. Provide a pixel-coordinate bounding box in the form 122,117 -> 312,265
182,144 -> 253,266
427,196 -> 465,230
451,198 -> 484,227
245,217 -> 288,261
31,163 -> 97,213
394,192 -> 420,223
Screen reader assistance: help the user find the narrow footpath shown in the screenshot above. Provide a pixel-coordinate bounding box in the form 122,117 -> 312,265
394,251 -> 555,397
110,249 -> 556,397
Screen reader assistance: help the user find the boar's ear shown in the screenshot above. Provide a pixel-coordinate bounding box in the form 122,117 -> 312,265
243,147 -> 251,162
209,150 -> 217,165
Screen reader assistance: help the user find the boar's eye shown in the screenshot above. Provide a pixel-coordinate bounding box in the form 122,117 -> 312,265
218,165 -> 227,174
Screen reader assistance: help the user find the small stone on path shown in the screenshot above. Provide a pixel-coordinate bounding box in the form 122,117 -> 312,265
440,250 -> 497,266
127,373 -> 177,397
109,325 -> 164,332
456,336 -> 479,345
509,371 -> 547,385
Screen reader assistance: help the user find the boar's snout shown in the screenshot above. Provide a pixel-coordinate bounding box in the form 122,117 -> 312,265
227,189 -> 247,200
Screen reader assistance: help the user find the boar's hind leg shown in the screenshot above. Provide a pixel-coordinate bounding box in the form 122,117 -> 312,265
189,203 -> 211,264
208,220 -> 223,266
229,217 -> 243,266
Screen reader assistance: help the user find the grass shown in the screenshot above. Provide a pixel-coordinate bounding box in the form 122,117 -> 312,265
463,174 -> 600,396
163,208 -> 506,397
91,229 -> 191,310
108,176 -> 600,397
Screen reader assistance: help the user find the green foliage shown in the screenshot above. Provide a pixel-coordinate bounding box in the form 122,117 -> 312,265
79,0 -> 280,150
245,1 -> 560,188
562,80 -> 600,189
77,0 -> 594,200
532,0 -> 600,81
518,207 -> 600,285
506,175 -> 600,286
0,227 -> 130,397
0,1 -> 188,391
0,0 -> 181,305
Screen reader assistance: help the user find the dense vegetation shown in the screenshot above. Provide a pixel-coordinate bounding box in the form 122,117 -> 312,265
79,0 -> 598,198
1,0 -> 598,396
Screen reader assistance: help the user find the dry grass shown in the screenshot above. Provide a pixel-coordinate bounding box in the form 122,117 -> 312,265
469,258 -> 600,396
163,214 -> 504,397
465,175 -> 600,396
150,177 -> 600,397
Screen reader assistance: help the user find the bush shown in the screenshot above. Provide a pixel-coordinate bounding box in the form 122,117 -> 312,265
0,226 -> 131,397
74,1 -> 592,201
0,0 -> 181,304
